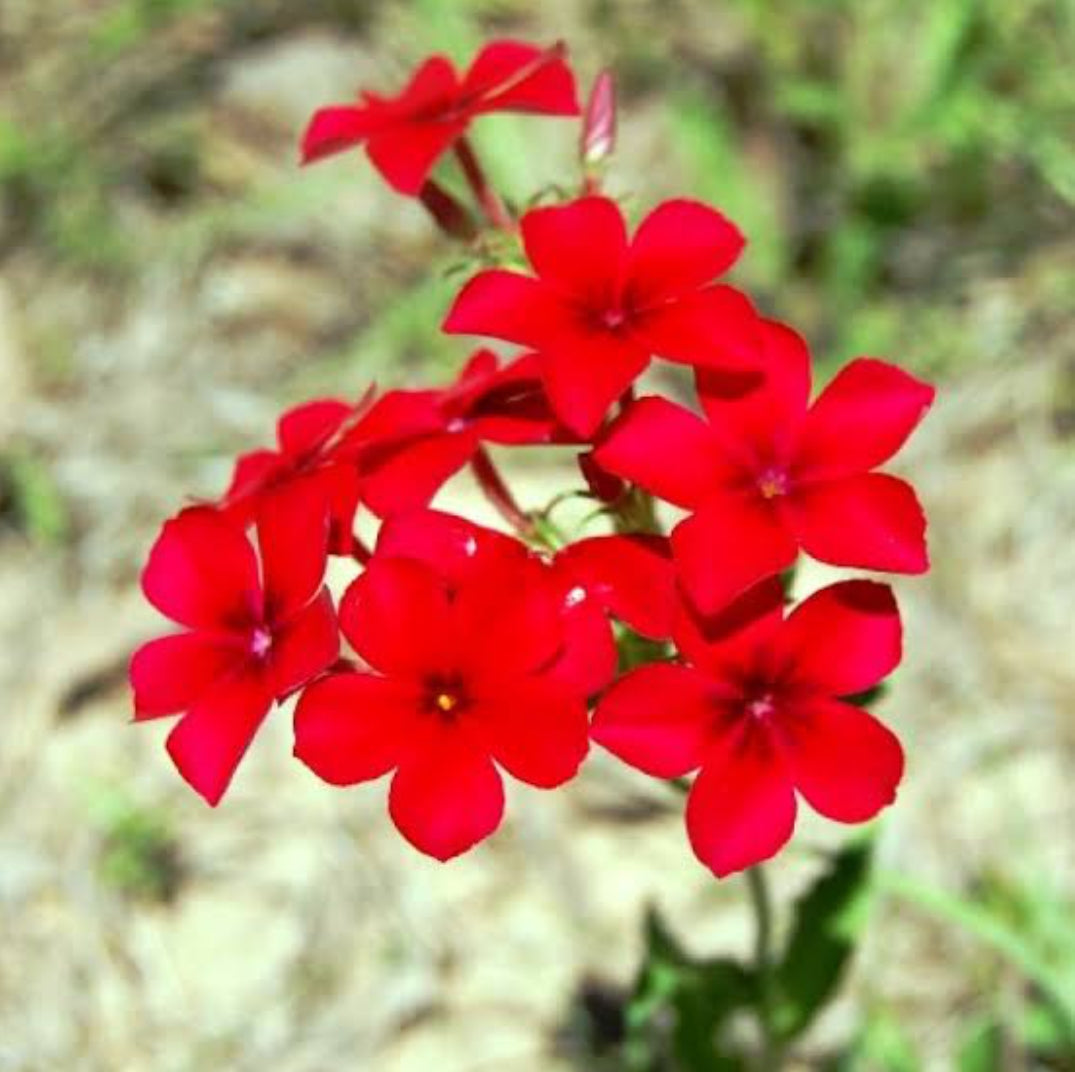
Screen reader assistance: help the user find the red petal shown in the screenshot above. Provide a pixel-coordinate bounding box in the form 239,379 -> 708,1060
257,479 -> 330,623
338,557 -> 453,677
789,472 -> 929,574
142,508 -> 261,631
671,495 -> 798,615
540,332 -> 649,437
591,664 -> 717,778
696,319 -> 811,468
270,588 -> 339,698
293,671 -> 419,785
470,676 -> 589,788
341,389 -> 444,453
777,580 -> 901,696
130,632 -> 241,719
165,670 -> 273,806
375,509 -> 525,587
777,698 -> 904,823
631,285 -> 762,369
277,398 -> 352,457
794,359 -> 935,480
626,199 -> 744,304
361,431 -> 478,518
301,105 -> 382,164
465,40 -> 579,115
520,196 -> 626,307
672,577 -> 786,681
594,396 -> 732,509
686,722 -> 797,878
443,269 -> 574,348
223,449 -> 282,511
366,119 -> 467,196
454,554 -> 565,683
389,722 -> 505,860
557,534 -> 676,639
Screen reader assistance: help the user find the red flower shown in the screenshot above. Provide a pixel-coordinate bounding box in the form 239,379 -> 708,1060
592,579 -> 905,877
443,196 -> 761,436
337,350 -> 562,518
301,40 -> 579,195
595,320 -> 935,614
293,515 -> 592,860
130,484 -> 338,805
222,394 -> 371,555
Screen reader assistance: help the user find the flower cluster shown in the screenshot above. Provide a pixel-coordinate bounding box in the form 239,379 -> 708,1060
131,40 -> 933,877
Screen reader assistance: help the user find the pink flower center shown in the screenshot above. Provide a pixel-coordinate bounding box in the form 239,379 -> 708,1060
445,416 -> 468,434
745,691 -> 776,720
250,626 -> 273,660
601,307 -> 627,331
757,467 -> 789,499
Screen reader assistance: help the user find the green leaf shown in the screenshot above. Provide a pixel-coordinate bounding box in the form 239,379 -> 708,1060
957,1016 -> 1004,1072
624,908 -> 756,1071
772,838 -> 876,1042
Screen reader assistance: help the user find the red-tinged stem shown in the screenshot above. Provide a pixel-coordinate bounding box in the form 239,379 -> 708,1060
350,533 -> 373,566
471,447 -> 533,537
454,137 -> 514,231
418,179 -> 479,241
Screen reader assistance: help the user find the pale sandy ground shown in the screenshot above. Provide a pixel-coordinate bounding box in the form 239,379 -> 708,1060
1,15 -> 1074,1072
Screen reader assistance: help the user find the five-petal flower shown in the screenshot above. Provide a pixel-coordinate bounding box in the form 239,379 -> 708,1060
592,578 -> 905,877
443,196 -> 762,436
302,40 -> 579,195
130,483 -> 338,805
595,319 -> 935,613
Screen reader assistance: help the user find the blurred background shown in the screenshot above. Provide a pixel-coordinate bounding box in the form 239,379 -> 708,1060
1,0 -> 1073,1069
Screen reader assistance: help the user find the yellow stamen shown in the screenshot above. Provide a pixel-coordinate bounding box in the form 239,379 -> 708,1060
435,692 -> 458,714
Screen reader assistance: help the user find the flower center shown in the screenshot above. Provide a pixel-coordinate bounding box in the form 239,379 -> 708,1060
601,307 -> 627,331
250,626 -> 273,660
423,674 -> 468,720
445,416 -> 468,434
757,467 -> 789,499
745,691 -> 776,720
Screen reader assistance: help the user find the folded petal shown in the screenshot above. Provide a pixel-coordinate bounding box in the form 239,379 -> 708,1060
686,721 -> 797,878
777,698 -> 904,823
470,676 -> 589,788
672,577 -> 786,681
223,449 -> 282,511
696,319 -> 811,468
142,508 -> 261,631
465,40 -> 579,115
339,557 -> 454,676
366,118 -> 467,196
389,723 -> 505,860
540,332 -> 650,437
361,431 -> 478,518
293,671 -> 419,785
671,496 -> 798,616
130,632 -> 241,719
165,670 -> 273,806
397,55 -> 460,112
592,663 -> 718,778
270,588 -> 339,698
443,269 -> 574,348
794,359 -> 935,480
543,596 -> 618,697
301,105 -> 383,164
277,399 -> 352,457
631,285 -> 762,369
626,199 -> 744,304
788,472 -> 929,574
375,509 -> 526,587
777,580 -> 901,697
257,479 -> 330,623
520,196 -> 626,307
594,396 -> 732,509
556,533 -> 676,639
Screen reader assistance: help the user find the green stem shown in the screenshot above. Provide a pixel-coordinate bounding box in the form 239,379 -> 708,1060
746,865 -> 782,1070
